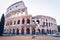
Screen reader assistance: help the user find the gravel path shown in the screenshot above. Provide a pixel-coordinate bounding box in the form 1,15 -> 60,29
0,36 -> 60,40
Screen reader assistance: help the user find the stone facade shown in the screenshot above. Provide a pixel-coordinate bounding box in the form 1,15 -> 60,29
4,1 -> 58,35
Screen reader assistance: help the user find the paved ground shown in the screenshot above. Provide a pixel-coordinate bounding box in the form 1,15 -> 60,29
0,36 -> 60,40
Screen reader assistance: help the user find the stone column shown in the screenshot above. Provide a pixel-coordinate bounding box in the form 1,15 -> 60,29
30,27 -> 32,35
30,16 -> 32,24
20,11 -> 23,25
19,27 -> 21,34
24,27 -> 26,34
25,7 -> 28,16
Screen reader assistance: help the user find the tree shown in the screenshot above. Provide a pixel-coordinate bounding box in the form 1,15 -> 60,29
58,25 -> 60,32
0,14 -> 5,36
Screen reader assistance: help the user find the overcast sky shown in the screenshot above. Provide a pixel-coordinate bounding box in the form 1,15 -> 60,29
0,0 -> 60,25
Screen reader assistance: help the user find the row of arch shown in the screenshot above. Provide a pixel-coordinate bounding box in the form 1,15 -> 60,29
8,28 -> 35,35
6,18 -> 30,26
6,19 -> 54,28
33,20 -> 53,27
4,28 -> 55,35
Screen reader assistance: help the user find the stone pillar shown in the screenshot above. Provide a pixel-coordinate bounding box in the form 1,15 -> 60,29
30,17 -> 32,24
15,28 -> 16,34
25,7 -> 28,16
24,27 -> 26,34
20,17 -> 22,25
30,27 -> 32,35
11,29 -> 13,34
19,27 -> 21,34
20,11 -> 23,25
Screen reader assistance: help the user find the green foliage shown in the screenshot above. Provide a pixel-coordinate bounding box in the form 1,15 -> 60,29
0,14 -> 5,36
57,25 -> 60,32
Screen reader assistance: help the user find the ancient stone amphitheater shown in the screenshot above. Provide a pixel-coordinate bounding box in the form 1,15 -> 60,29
4,1 -> 58,35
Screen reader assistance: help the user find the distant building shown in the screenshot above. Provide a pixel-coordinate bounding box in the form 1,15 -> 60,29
4,1 -> 58,35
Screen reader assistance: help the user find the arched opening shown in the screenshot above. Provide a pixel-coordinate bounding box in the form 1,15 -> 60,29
10,21 -> 12,25
51,30 -> 53,34
33,20 -> 35,22
14,21 -> 16,25
22,19 -> 25,24
46,19 -> 47,21
46,22 -> 48,27
49,22 -> 50,27
47,29 -> 49,34
38,29 -> 40,33
42,29 -> 45,34
6,21 -> 9,26
32,20 -> 35,24
17,20 -> 20,24
9,29 -> 11,34
26,28 -> 30,34
43,22 -> 45,27
51,23 -> 52,26
47,29 -> 51,34
27,19 -> 30,24
21,27 -> 24,34
36,20 -> 40,24
16,28 -> 19,35
13,29 -> 15,34
50,29 -> 51,34
32,28 -> 35,35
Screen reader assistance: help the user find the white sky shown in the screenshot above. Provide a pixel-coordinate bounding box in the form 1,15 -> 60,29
0,0 -> 60,25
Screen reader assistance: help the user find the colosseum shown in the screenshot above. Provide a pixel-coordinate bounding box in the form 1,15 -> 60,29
4,1 -> 58,35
